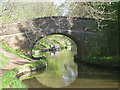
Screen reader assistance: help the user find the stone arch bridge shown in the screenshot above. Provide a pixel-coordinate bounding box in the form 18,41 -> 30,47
0,16 -> 103,60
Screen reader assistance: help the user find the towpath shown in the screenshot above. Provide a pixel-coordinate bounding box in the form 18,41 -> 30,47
0,46 -> 37,78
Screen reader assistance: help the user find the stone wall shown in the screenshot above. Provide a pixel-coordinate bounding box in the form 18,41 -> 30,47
0,16 -> 102,59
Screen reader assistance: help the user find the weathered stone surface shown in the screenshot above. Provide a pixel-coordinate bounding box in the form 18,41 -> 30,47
0,16 -> 102,59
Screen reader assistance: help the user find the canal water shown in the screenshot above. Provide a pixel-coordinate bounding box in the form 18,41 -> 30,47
22,46 -> 119,88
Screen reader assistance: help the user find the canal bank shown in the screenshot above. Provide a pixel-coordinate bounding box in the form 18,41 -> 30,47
0,46 -> 48,89
21,49 -> 119,88
0,45 -> 45,76
0,45 -> 119,88
1,59 -> 47,89
74,54 -> 120,71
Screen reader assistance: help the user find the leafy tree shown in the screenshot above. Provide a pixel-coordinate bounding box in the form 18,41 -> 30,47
0,1 -> 60,22
67,2 -> 118,20
65,2 -> 119,57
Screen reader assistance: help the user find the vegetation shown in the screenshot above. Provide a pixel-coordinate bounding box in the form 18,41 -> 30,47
0,1 -> 119,70
1,59 -> 47,89
0,52 -> 9,68
33,34 -> 74,50
66,2 -> 118,20
35,49 -> 77,88
1,68 -> 26,89
0,1 -> 119,89
1,1 -> 119,58
1,2 -> 60,23
84,56 -> 119,68
65,2 -> 119,66
0,43 -> 32,60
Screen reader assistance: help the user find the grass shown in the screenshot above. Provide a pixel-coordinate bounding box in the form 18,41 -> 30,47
1,68 -> 26,89
74,54 -> 120,69
0,52 -> 9,68
0,43 -> 32,60
84,56 -> 120,68
0,43 -> 48,88
1,59 -> 47,89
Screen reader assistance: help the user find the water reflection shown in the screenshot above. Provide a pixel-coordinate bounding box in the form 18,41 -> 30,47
50,51 -> 60,56
22,46 -> 119,88
35,48 -> 78,88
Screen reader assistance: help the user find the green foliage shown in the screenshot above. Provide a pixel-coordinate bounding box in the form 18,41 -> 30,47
17,59 -> 47,70
84,56 -> 120,68
57,2 -> 119,58
1,59 -> 47,89
88,46 -> 101,57
0,52 -> 9,68
67,2 -> 118,20
85,34 -> 101,57
33,34 -> 73,50
1,2 -> 60,23
0,43 -> 32,60
53,40 -> 60,44
35,49 -> 78,88
1,68 -> 26,88
33,44 -> 46,50
100,20 -> 118,56
43,42 -> 50,48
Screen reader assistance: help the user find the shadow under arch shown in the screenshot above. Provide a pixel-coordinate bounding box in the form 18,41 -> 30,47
31,32 -> 85,61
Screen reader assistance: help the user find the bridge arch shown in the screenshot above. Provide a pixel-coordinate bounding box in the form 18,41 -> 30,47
31,32 -> 85,60
0,16 -> 99,61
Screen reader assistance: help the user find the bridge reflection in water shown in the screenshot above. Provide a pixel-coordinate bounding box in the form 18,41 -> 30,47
21,46 -> 119,88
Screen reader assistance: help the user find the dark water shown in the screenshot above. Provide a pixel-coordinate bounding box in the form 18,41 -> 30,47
22,46 -> 119,88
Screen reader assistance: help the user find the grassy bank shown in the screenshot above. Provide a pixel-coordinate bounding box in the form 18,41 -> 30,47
0,52 -> 9,68
1,59 -> 47,89
74,55 -> 120,70
1,68 -> 26,88
84,56 -> 119,69
0,43 -> 32,60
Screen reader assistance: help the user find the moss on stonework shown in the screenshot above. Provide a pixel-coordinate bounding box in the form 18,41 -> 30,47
1,59 -> 47,89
